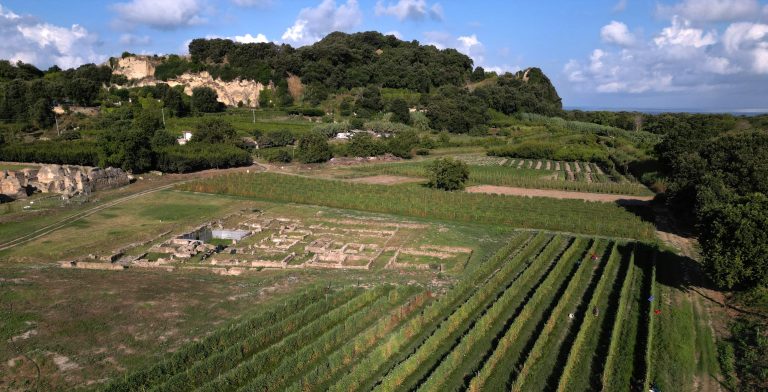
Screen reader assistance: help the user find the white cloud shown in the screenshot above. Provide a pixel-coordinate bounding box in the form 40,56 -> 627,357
234,33 -> 269,43
281,0 -> 362,45
375,0 -> 443,21
112,0 -> 205,30
657,0 -> 762,22
119,33 -> 151,45
723,22 -> 768,73
457,34 -> 484,64
0,4 -> 105,69
565,16 -> 757,94
601,21 -> 635,46
654,16 -> 717,48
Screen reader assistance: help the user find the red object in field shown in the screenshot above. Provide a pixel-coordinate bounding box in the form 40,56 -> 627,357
591,253 -> 599,261
654,309 -> 662,315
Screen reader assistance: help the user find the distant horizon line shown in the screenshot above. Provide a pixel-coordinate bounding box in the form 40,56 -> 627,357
564,106 -> 768,115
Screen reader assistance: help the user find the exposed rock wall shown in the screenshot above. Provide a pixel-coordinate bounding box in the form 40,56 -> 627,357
0,165 -> 130,200
113,56 -> 158,80
113,56 -> 268,107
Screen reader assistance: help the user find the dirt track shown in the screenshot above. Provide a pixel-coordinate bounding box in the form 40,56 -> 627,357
465,185 -> 654,204
348,175 -> 424,185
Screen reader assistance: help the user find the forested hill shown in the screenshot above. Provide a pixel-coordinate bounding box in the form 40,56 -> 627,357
135,31 -> 563,115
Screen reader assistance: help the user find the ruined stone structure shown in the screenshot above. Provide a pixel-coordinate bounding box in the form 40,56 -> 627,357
112,56 -> 268,108
0,164 -> 130,200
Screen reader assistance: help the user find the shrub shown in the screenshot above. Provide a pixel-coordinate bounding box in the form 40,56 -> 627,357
259,147 -> 293,163
427,158 -> 469,191
347,133 -> 384,157
296,132 -> 332,163
156,144 -> 251,173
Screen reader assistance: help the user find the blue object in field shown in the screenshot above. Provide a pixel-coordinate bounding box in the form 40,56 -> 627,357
648,295 -> 655,302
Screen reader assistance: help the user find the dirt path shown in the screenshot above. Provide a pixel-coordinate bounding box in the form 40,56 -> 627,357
347,175 -> 424,185
465,185 -> 654,204
653,205 -> 723,392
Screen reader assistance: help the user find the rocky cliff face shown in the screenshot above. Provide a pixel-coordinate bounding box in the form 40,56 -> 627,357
113,56 -> 158,80
112,56 -> 267,107
0,165 -> 131,200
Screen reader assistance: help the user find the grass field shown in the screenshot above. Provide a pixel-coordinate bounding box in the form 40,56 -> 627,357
179,172 -> 657,240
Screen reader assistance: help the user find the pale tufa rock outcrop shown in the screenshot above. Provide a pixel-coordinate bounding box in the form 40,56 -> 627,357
0,165 -> 130,200
113,56 -> 158,80
112,56 -> 269,108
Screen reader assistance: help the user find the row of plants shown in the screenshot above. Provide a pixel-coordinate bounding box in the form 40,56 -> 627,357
555,242 -> 624,391
327,232 -> 536,391
141,289 -> 371,392
235,288 -> 416,392
178,173 -> 657,240
373,234 -> 554,390
352,161 -> 652,195
510,240 -> 610,391
284,291 -> 433,392
467,238 -> 591,391
417,236 -> 571,391
186,287 -> 390,392
102,286 -> 341,391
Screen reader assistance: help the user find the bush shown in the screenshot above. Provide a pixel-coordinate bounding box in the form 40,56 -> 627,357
192,118 -> 237,144
0,140 -> 100,166
347,132 -> 384,157
312,123 -> 350,138
156,144 -> 252,173
296,132 -> 332,163
364,120 -> 414,134
287,107 -> 325,117
427,158 -> 469,191
191,87 -> 223,113
258,129 -> 294,148
386,130 -> 419,159
259,147 -> 293,163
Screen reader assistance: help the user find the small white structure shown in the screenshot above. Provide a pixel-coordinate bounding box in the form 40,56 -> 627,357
177,131 -> 193,145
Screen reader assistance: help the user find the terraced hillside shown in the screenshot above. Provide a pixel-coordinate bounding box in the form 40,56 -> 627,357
103,231 -> 662,391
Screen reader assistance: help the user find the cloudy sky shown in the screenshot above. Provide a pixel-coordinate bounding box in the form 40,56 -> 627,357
1,0 -> 767,111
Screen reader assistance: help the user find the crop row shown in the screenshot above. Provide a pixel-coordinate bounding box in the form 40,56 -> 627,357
467,237 -> 591,391
601,245 -> 639,390
102,286 -> 351,391
556,242 -> 624,391
416,235 -> 573,391
178,173 -> 656,240
510,240 -> 610,391
191,286 -> 391,392
284,291 -> 433,392
372,234 -> 556,391
352,161 -> 652,196
326,232 -> 538,392
235,287 -> 420,392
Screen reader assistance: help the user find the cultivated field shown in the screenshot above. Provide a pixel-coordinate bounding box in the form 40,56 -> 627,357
180,172 -> 657,240
345,156 -> 653,196
101,232 -> 670,391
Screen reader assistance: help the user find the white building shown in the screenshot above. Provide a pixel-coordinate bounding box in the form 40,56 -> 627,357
177,131 -> 193,145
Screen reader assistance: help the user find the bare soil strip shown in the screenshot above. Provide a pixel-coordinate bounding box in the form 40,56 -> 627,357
347,175 -> 424,185
466,185 -> 654,203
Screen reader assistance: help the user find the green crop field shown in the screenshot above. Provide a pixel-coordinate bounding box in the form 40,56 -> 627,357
179,172 -> 657,240
102,231 -> 687,392
347,158 -> 653,196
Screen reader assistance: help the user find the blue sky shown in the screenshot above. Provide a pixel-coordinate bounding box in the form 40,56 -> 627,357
1,0 -> 767,110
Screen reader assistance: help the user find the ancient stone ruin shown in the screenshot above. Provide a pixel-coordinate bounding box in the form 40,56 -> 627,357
0,164 -> 130,201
